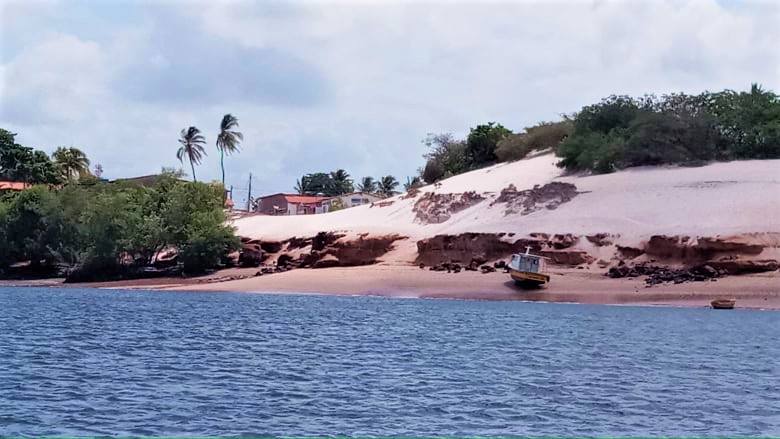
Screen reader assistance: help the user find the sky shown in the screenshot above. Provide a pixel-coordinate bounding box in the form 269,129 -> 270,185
1,0 -> 778,206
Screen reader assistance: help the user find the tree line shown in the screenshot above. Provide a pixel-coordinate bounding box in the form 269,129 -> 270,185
1,129 -> 93,185
419,83 -> 780,181
293,170 -> 403,197
1,129 -> 238,279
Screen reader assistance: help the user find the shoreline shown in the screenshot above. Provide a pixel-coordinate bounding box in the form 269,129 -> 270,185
4,265 -> 778,310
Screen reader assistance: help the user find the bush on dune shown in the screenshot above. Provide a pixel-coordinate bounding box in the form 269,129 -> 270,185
557,84 -> 780,173
495,120 -> 573,162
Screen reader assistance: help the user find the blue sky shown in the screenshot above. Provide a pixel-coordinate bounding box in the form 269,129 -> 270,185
1,0 -> 778,205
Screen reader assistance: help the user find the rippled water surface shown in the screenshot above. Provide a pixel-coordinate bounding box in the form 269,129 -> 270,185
1,287 -> 779,437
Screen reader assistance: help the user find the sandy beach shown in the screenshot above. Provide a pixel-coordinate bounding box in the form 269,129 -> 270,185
18,264 -> 764,310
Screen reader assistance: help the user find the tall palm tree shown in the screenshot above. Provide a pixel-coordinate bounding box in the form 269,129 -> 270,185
378,175 -> 399,196
357,176 -> 377,193
52,146 -> 90,180
216,114 -> 243,187
177,126 -> 207,182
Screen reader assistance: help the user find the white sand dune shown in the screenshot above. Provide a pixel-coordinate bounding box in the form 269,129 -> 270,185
233,154 -> 780,244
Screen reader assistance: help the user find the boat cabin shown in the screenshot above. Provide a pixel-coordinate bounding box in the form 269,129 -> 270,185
510,253 -> 546,274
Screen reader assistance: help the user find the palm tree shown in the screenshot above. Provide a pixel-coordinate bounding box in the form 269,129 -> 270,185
177,126 -> 207,182
52,146 -> 90,180
378,175 -> 399,196
330,169 -> 353,195
357,176 -> 377,193
216,114 -> 243,187
294,175 -> 310,194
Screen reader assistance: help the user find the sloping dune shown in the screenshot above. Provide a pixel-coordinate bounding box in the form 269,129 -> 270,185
233,153 -> 780,243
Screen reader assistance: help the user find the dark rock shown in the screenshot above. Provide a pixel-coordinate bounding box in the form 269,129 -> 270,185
238,243 -> 265,267
471,257 -> 488,266
277,254 -> 295,267
259,241 -> 284,253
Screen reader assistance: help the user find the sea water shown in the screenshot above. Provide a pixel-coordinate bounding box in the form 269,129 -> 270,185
1,287 -> 778,436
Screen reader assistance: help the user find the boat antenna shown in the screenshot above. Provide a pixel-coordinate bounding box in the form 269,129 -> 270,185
525,246 -> 531,255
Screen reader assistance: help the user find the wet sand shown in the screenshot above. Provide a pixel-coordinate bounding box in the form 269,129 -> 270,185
167,265 -> 780,310
4,265 -> 777,310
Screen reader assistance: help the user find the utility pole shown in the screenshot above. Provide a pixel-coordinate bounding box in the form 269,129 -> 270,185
246,173 -> 252,211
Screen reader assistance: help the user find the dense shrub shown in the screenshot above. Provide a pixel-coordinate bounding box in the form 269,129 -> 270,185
465,122 -> 512,166
557,84 -> 780,173
421,133 -> 469,183
0,174 -> 239,278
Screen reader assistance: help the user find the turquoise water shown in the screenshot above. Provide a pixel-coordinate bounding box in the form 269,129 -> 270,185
1,287 -> 779,436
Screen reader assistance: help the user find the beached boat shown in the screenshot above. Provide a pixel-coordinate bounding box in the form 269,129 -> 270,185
509,248 -> 550,287
711,299 -> 736,309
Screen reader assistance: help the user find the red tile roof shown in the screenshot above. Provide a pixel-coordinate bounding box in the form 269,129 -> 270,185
0,181 -> 30,191
284,195 -> 328,204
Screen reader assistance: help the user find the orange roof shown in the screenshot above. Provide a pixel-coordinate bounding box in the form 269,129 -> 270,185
0,181 -> 30,191
284,195 -> 328,204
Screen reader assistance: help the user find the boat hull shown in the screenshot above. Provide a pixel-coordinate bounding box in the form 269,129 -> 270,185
510,269 -> 550,285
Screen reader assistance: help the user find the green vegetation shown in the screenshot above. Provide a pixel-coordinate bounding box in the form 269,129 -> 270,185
421,133 -> 469,183
378,175 -> 400,196
419,84 -> 780,181
0,129 -> 61,185
495,120 -> 573,162
356,176 -> 377,193
293,170 -> 401,197
52,146 -> 91,180
177,126 -> 207,182
466,122 -> 512,166
1,127 -> 239,279
294,169 -> 354,196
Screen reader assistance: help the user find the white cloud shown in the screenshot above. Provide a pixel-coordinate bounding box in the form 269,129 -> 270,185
0,33 -> 109,124
1,0 -> 779,205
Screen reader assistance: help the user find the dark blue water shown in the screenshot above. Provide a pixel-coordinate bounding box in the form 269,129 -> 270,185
1,287 -> 779,437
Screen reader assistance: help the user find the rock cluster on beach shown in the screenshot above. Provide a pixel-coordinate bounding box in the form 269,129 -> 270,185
424,259 -> 507,274
608,263 -> 722,286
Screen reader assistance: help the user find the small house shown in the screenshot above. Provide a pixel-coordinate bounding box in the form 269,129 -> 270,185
255,193 -> 331,215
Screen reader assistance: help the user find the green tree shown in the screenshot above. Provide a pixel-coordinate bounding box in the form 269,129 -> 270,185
707,84 -> 780,159
0,129 -> 60,184
421,133 -> 468,183
1,186 -> 61,267
378,175 -> 399,196
465,122 -> 512,166
357,176 -> 377,193
53,146 -> 91,180
177,126 -> 207,182
330,169 -> 353,195
215,114 -> 243,187
178,209 -> 239,273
